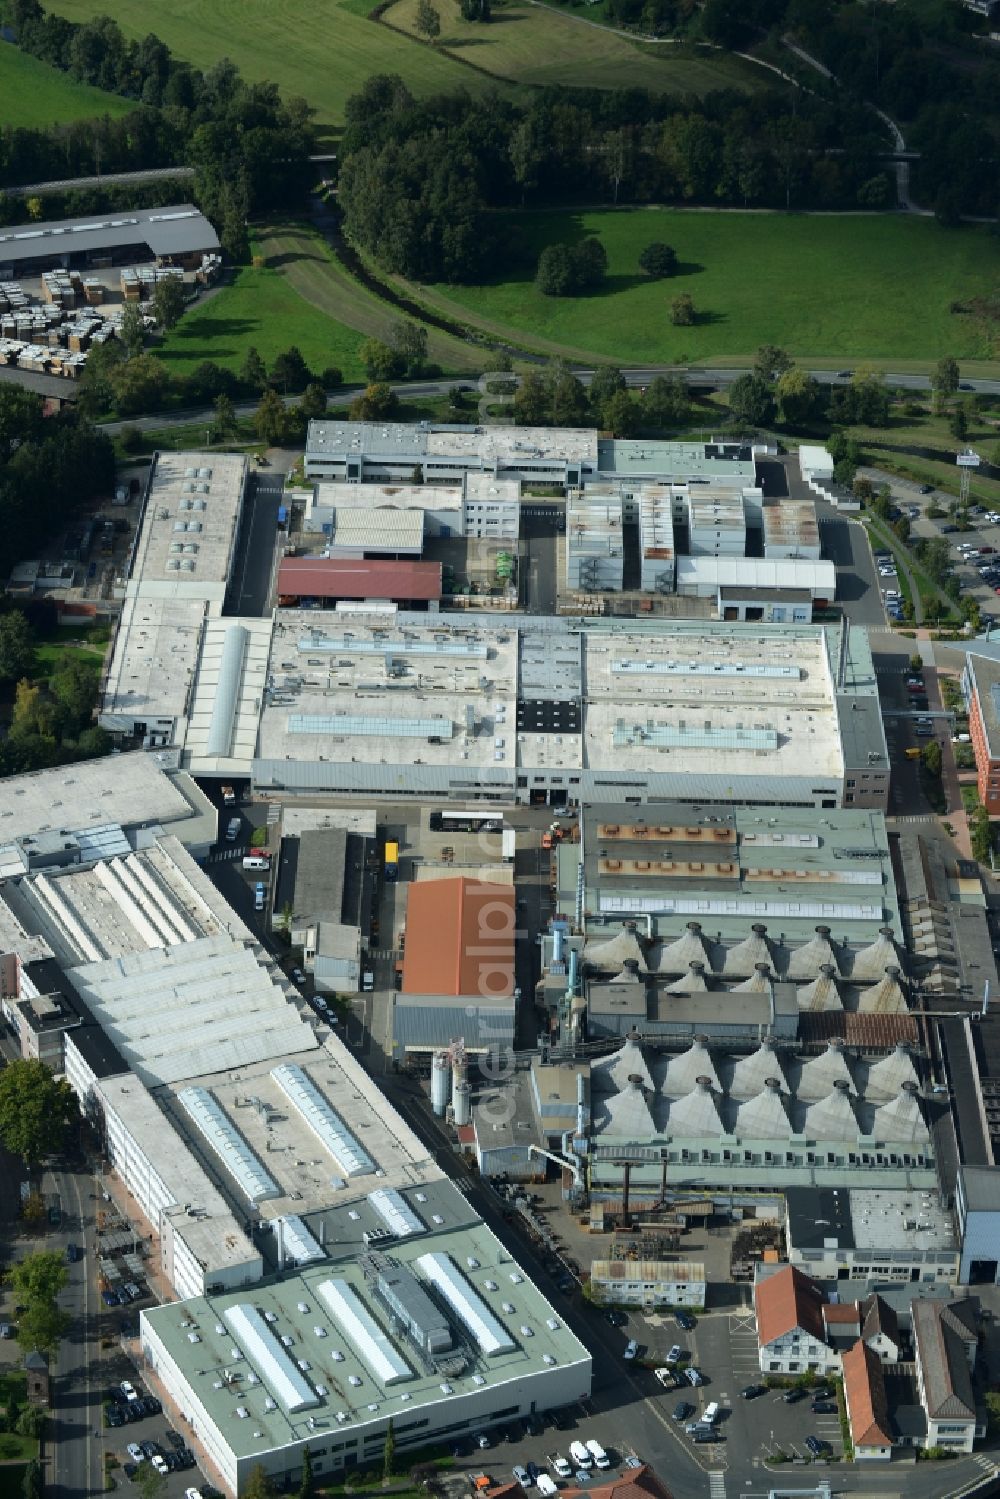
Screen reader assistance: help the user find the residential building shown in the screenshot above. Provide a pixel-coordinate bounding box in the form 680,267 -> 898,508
912,1299 -> 981,1452
842,1338 -> 894,1459
754,1265 -> 837,1374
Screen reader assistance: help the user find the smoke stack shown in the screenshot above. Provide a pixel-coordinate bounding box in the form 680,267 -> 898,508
815,925 -> 831,938
695,1075 -> 714,1093
765,1077 -> 782,1092
752,923 -> 768,937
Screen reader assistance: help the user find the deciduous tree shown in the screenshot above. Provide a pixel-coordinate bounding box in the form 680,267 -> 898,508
416,0 -> 441,41
151,276 -> 186,332
669,293 -> 695,326
638,242 -> 677,279
0,610 -> 34,683
728,372 -> 775,427
0,1064 -> 77,1169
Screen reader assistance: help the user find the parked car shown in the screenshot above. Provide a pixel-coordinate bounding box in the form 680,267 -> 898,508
225,817 -> 241,842
782,1387 -> 806,1404
623,1339 -> 639,1360
675,1312 -> 696,1331
152,1456 -> 170,1476
513,1466 -> 531,1488
741,1384 -> 766,1400
552,1457 -> 572,1480
66,1243 -> 80,1263
120,1382 -> 138,1402
623,1458 -> 643,1470
685,1367 -> 704,1386
605,1310 -> 628,1327
665,1344 -> 682,1364
127,1444 -> 144,1463
811,1401 -> 837,1414
477,1433 -> 491,1450
805,1436 -> 831,1456
672,1401 -> 694,1423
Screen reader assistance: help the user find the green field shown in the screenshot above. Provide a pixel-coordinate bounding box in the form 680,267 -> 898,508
386,0 -> 766,95
46,0 -> 506,136
408,209 -> 1000,365
157,222 -> 480,379
0,40 -> 133,128
47,0 -> 773,136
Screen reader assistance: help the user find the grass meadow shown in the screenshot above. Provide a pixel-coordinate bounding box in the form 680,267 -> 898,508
0,40 -> 133,128
412,208 -> 1000,365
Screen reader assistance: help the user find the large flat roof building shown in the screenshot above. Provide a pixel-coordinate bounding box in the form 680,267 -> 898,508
252,613 -> 887,811
305,420 -> 755,491
141,1214 -> 591,1496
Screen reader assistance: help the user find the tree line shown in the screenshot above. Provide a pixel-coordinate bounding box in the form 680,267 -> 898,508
338,76 -> 894,284
2,0 -> 316,256
700,0 -> 999,217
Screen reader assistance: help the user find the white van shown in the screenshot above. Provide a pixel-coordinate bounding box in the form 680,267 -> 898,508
242,856 -> 269,870
536,1477 -> 558,1497
569,1441 -> 591,1469
585,1440 -> 610,1470
702,1402 -> 720,1425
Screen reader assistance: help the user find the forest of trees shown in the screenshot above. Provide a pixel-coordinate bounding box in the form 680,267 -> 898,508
1,0 -> 316,254
338,77 -> 895,283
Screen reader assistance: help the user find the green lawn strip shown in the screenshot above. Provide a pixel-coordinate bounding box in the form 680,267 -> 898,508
864,513 -> 959,621
0,39 -> 133,128
46,0 -> 511,138
859,446 -> 1000,508
253,222 -> 481,373
29,624 -> 112,684
414,210 -> 998,365
113,419 -> 259,460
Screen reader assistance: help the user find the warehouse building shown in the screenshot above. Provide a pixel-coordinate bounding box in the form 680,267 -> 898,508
393,878 -> 516,1056
304,420 -> 756,492
276,558 -> 443,608
0,204 -> 220,279
301,475 -> 520,542
686,489 -> 747,557
784,1185 -> 959,1284
763,500 -> 821,560
675,557 -> 835,623
141,1214 -> 591,1496
252,612 -> 886,811
565,493 -> 624,592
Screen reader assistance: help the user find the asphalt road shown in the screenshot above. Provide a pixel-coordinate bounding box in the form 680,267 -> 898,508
521,506 -> 560,615
97,368 -> 1000,437
819,505 -> 888,627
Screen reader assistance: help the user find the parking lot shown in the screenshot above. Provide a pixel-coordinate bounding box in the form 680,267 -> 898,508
103,1369 -> 208,1496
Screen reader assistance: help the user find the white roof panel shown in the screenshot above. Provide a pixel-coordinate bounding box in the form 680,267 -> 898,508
271,1064 -> 374,1177
368,1188 -> 424,1238
415,1251 -> 515,1356
316,1278 -> 412,1385
274,1215 -> 326,1266
177,1087 -> 281,1204
223,1303 -> 320,1413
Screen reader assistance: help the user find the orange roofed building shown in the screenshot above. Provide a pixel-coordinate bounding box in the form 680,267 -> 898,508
842,1338 -> 894,1460
394,877 -> 517,1058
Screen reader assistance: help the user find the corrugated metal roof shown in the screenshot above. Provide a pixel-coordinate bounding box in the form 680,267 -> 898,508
401,878 -> 514,997
277,557 -> 442,601
393,997 -> 515,1052
0,204 -> 219,265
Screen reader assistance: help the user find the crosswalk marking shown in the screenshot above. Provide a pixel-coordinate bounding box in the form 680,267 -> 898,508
708,1472 -> 726,1499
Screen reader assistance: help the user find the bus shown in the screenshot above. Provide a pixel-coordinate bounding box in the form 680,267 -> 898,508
429,809 -> 506,834
384,840 -> 399,880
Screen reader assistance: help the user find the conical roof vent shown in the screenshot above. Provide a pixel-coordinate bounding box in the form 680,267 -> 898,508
610,959 -> 644,985
796,965 -> 843,1012
723,924 -> 774,977
666,1077 -> 723,1137
850,927 -> 901,982
591,1036 -> 655,1094
600,1074 -> 657,1140
865,1043 -> 920,1102
871,1083 -> 930,1144
732,963 -> 773,994
786,926 -> 842,981
666,962 -> 709,994
664,1037 -> 721,1098
583,927 -> 648,973
657,922 -> 713,974
797,1039 -> 857,1101
730,1042 -> 787,1102
858,966 -> 908,1015
735,1078 -> 792,1139
803,1080 -> 861,1142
